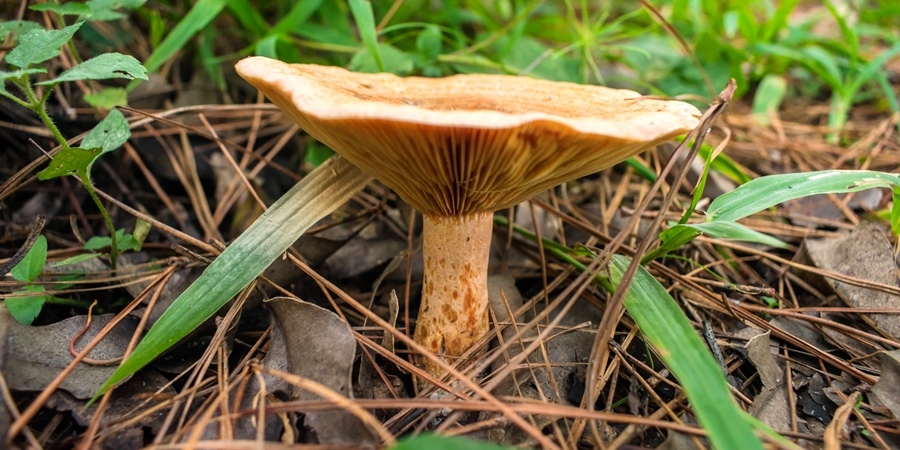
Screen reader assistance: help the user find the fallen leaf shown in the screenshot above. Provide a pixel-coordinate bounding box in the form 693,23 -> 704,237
802,221 -> 900,340
246,297 -> 377,446
871,350 -> 900,419
5,309 -> 137,399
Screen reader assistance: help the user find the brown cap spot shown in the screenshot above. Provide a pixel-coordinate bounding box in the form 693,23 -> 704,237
236,57 -> 701,216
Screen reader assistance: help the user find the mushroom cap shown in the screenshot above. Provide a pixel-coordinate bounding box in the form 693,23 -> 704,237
236,56 -> 701,216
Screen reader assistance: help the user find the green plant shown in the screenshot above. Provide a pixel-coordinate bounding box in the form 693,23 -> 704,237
6,235 -> 91,325
1,3 -> 149,270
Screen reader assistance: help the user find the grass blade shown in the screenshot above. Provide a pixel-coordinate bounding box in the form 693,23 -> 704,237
349,0 -> 384,71
609,255 -> 763,450
96,156 -> 372,396
140,0 -> 227,74
708,170 -> 900,222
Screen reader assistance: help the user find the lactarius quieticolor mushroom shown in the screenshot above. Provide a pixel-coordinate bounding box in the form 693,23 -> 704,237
236,56 -> 701,377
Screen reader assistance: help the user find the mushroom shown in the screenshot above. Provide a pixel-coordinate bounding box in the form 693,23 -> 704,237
235,56 -> 701,377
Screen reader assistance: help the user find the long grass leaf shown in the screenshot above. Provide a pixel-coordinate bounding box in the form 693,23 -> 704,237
96,156 -> 372,396
609,255 -> 763,450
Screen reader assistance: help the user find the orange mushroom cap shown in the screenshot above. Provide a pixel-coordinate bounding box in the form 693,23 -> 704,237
236,57 -> 701,216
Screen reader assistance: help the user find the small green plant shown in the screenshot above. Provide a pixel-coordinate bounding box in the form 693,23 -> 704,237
6,235 -> 91,325
1,3 -> 149,270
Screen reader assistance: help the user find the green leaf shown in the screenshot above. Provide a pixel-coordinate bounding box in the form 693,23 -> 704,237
0,20 -> 41,40
4,22 -> 83,69
86,0 -> 147,21
415,25 -> 443,64
349,0 -> 384,72
350,43 -> 414,75
84,229 -> 138,252
83,87 -> 128,109
390,434 -> 512,450
37,147 -> 102,180
0,68 -> 48,82
30,2 -> 93,17
82,108 -> 130,157
6,285 -> 48,325
37,53 -> 148,85
609,255 -> 763,450
10,235 -> 47,282
225,0 -> 268,36
751,74 -> 787,126
662,221 -> 789,249
271,0 -> 326,35
141,0 -> 227,74
96,156 -> 372,398
708,170 -> 900,222
53,252 -> 102,267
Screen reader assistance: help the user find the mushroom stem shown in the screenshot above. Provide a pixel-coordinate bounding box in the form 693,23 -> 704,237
414,212 -> 493,377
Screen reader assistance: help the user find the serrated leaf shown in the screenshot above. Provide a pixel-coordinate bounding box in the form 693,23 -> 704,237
82,109 -> 130,157
86,0 -> 147,21
30,2 -> 92,17
4,22 -> 83,69
83,87 -> 128,109
37,147 -> 101,180
37,53 -> 147,85
0,20 -> 41,40
10,235 -> 47,282
6,285 -> 48,325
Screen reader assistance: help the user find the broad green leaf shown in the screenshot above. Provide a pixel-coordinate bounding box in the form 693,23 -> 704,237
0,20 -> 41,40
82,109 -> 130,158
708,170 -> 900,222
609,255 -> 763,450
662,221 -> 789,249
349,0 -> 383,72
141,0 -> 227,74
416,25 -> 443,63
86,0 -> 147,21
350,43 -> 414,75
83,87 -> 128,109
6,285 -> 48,325
96,156 -> 372,397
37,53 -> 147,85
4,22 -> 83,69
37,147 -> 102,180
84,229 -> 139,252
30,2 -> 92,17
10,235 -> 47,282
390,434 -> 512,450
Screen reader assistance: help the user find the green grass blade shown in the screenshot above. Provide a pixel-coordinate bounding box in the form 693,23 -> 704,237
95,156 -> 372,397
271,0 -> 326,35
708,170 -> 900,222
225,0 -> 268,36
609,255 -> 763,450
349,0 -> 384,72
140,0 -> 228,74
